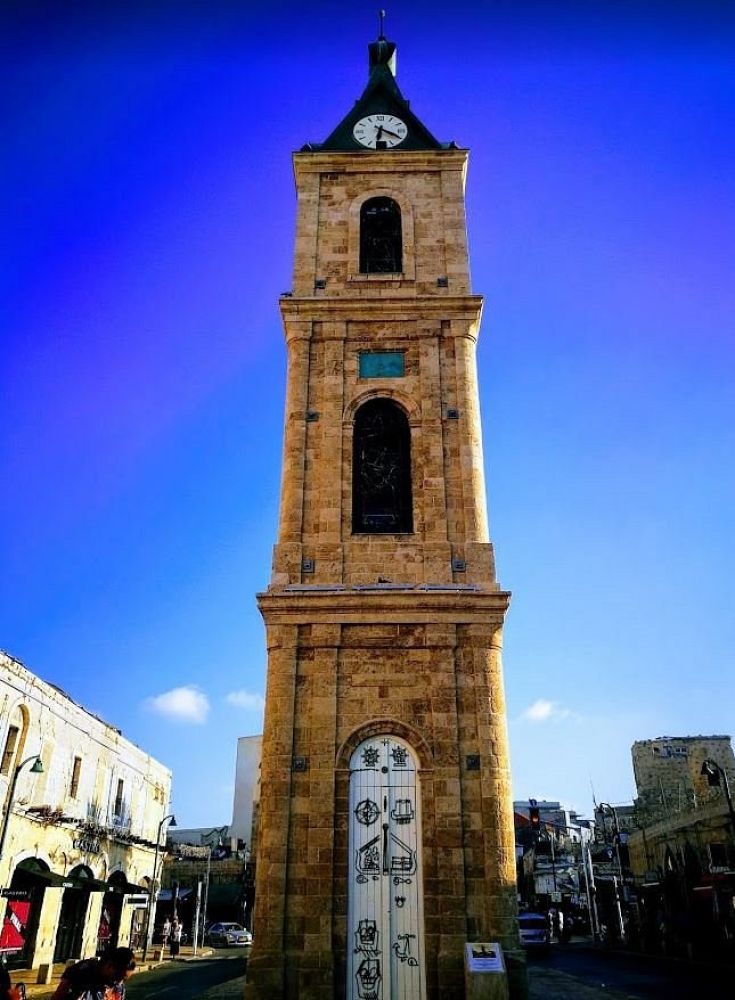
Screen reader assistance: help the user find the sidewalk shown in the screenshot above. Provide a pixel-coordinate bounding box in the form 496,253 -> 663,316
8,945 -> 214,998
529,965 -> 632,1000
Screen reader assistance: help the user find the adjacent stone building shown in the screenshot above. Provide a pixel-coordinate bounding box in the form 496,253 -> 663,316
0,650 -> 171,971
632,735 -> 735,822
623,736 -> 735,959
246,29 -> 522,1000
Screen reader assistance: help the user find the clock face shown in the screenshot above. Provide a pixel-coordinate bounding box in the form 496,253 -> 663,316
353,114 -> 408,149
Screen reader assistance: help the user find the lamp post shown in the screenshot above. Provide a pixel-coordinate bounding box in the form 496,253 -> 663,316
701,759 -> 735,839
142,813 -> 176,962
598,803 -> 625,884
0,755 -> 44,864
598,802 -> 626,944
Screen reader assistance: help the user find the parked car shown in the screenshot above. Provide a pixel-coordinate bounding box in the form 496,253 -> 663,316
518,912 -> 550,952
205,922 -> 252,947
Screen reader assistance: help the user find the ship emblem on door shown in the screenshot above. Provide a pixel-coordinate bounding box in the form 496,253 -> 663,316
347,736 -> 425,1000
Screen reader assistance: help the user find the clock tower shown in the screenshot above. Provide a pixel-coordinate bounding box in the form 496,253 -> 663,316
245,31 -> 524,1000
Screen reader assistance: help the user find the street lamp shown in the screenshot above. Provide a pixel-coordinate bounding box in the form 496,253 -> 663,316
598,802 -> 626,943
0,755 -> 44,863
142,813 -> 176,962
701,759 -> 735,838
597,803 -> 624,881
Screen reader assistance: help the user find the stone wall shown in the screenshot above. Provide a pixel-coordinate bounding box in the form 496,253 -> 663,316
631,736 -> 735,822
247,143 -> 523,999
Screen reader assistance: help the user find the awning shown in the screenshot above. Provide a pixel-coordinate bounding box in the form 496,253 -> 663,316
67,875 -> 110,893
24,870 -> 77,890
106,880 -> 147,895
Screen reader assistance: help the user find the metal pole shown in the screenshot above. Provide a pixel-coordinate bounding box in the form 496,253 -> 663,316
599,803 -> 626,944
201,848 -> 211,944
142,838 -> 161,963
610,806 -> 624,885
193,880 -> 202,955
611,875 -> 625,944
580,846 -> 596,943
586,845 -> 600,941
142,813 -> 174,963
0,757 -> 42,864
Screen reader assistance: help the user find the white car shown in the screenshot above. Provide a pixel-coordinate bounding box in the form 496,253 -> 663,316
206,921 -> 252,947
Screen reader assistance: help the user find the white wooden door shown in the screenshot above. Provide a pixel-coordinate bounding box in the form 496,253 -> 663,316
347,736 -> 425,1000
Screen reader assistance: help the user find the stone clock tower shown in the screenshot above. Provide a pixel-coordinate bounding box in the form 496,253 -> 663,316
246,30 -> 523,1000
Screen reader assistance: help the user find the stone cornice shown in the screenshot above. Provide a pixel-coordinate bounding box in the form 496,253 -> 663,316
293,148 -> 469,180
280,294 -> 484,329
257,585 -> 510,626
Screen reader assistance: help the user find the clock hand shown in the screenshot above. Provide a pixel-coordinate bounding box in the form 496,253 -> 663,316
379,127 -> 401,139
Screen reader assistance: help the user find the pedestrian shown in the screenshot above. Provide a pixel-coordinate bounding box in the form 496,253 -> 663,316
50,946 -> 135,999
0,963 -> 23,1000
169,918 -> 182,958
161,916 -> 171,946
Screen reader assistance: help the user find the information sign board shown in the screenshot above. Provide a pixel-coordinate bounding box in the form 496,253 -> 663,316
465,942 -> 505,973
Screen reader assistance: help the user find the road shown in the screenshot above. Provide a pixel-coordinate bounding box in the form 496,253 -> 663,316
122,945 -> 731,999
528,943 -> 730,999
126,950 -> 248,999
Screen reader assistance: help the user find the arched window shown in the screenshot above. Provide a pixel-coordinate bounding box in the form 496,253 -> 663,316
359,197 -> 402,274
352,398 -> 413,533
1,704 -> 28,776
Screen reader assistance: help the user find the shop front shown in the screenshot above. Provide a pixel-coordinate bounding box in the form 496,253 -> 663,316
0,858 -> 72,969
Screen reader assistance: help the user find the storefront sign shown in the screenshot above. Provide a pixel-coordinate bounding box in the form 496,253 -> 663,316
0,899 -> 31,953
73,836 -> 101,854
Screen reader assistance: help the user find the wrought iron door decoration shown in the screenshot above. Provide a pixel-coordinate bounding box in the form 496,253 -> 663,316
355,799 -> 380,825
347,737 -> 426,1000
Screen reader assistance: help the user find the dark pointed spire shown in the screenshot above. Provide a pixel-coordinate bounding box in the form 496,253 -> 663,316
305,19 -> 446,152
369,10 -> 397,77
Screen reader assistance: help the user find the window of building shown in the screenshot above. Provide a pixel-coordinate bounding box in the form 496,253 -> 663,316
709,842 -> 728,869
359,197 -> 402,273
1,726 -> 19,776
352,398 -> 413,534
114,778 -> 124,818
70,756 -> 82,799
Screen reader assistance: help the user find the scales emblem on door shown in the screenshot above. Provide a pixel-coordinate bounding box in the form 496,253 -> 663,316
347,736 -> 426,1000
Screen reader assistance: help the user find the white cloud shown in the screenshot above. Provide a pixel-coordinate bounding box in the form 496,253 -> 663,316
521,698 -> 573,723
225,689 -> 265,712
144,686 -> 210,724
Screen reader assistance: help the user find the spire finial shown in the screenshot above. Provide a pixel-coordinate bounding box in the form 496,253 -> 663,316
378,9 -> 386,40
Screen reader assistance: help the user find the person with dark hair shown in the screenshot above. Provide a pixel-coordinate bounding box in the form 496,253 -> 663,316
50,947 -> 135,999
0,963 -> 23,1000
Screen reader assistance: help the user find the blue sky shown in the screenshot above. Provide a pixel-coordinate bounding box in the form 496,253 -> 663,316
2,1 -> 734,827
